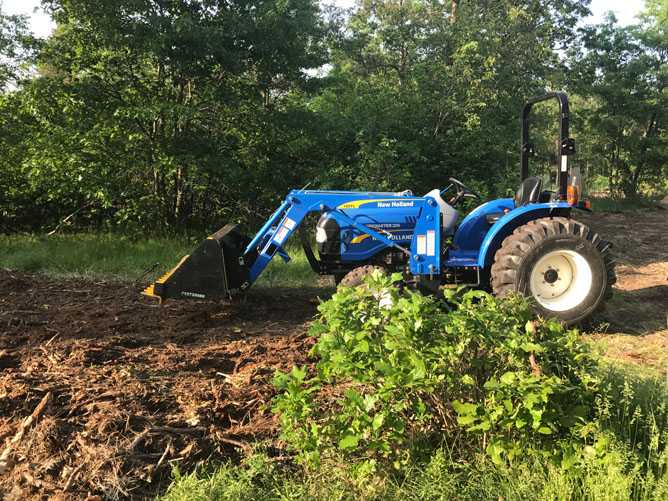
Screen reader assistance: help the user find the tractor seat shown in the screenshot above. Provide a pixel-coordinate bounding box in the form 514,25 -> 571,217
515,176 -> 543,206
425,189 -> 458,234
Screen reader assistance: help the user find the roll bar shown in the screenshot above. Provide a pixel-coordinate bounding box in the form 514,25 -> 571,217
520,92 -> 575,200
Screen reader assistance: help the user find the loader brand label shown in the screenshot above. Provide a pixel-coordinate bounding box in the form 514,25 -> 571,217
350,224 -> 413,244
181,291 -> 206,299
350,232 -> 412,244
337,198 -> 418,210
382,231 -> 412,241
376,201 -> 414,208
283,217 -> 296,230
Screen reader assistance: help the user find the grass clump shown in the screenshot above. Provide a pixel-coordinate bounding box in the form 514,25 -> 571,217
162,440 -> 667,500
253,245 -> 320,289
0,233 -> 318,287
0,233 -> 192,281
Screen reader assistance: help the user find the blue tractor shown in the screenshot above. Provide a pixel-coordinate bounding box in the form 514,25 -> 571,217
144,93 -> 615,325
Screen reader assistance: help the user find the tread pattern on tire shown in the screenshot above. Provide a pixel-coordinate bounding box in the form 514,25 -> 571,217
339,265 -> 386,288
490,217 -> 616,302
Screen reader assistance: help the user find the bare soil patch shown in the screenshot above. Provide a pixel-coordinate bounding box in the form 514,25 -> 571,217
0,274 -> 323,499
579,209 -> 668,372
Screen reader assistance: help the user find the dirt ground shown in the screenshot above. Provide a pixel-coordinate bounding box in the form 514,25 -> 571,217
0,277 -> 324,499
579,209 -> 668,374
0,209 -> 666,499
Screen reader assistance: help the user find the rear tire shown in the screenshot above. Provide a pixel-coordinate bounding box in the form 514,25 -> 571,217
491,217 -> 615,325
339,265 -> 386,288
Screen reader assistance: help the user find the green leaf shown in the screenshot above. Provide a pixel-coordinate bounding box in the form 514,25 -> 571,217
339,434 -> 360,450
500,372 -> 516,385
354,339 -> 370,353
457,414 -> 478,426
452,400 -> 478,416
290,366 -> 307,384
372,413 -> 385,431
487,440 -> 506,465
390,272 -> 403,282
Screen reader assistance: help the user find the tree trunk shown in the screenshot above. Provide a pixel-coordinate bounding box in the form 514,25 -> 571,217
631,111 -> 658,196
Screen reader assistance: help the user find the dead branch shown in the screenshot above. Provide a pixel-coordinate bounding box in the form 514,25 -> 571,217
128,429 -> 150,451
529,354 -> 542,377
44,332 -> 61,347
47,202 -> 94,236
0,392 -> 52,475
147,426 -> 205,436
150,442 -> 171,480
63,463 -> 83,491
218,436 -> 249,451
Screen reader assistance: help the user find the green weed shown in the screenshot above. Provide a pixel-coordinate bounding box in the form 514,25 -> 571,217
273,273 -> 599,469
590,196 -> 661,213
0,233 -> 320,288
0,233 -> 192,281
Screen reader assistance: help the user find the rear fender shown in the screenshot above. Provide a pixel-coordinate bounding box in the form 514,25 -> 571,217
477,202 -> 572,268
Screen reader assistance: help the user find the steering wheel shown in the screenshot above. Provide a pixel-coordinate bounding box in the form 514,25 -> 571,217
444,177 -> 482,206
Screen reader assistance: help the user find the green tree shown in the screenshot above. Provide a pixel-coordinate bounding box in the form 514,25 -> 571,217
567,13 -> 668,197
2,0 -> 329,231
0,8 -> 35,89
311,0 -> 590,197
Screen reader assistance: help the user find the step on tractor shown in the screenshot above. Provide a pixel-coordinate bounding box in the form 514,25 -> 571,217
144,92 -> 616,325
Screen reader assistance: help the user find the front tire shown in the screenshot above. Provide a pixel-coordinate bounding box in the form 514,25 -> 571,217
491,217 -> 615,325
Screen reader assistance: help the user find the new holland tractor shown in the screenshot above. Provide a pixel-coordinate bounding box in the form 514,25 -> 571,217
144,92 -> 616,325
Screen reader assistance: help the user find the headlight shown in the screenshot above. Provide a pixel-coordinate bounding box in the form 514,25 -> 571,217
315,227 -> 328,243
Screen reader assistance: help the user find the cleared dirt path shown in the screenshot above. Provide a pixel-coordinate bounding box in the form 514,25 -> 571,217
0,276 -> 322,499
580,209 -> 668,373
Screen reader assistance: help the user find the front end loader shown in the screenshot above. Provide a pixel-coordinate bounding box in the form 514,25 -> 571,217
144,92 -> 615,325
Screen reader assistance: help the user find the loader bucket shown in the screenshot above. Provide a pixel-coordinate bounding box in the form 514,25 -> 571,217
143,224 -> 251,303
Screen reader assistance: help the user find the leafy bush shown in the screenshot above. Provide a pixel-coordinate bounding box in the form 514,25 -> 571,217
273,272 -> 599,469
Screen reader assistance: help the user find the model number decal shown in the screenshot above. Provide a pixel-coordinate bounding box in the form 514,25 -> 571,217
417,235 -> 427,254
426,230 -> 436,256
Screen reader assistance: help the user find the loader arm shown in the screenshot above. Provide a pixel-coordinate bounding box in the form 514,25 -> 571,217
144,190 -> 441,302
245,193 -> 413,283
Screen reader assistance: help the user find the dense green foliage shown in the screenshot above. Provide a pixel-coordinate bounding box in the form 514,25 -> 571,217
0,1 -> 665,234
160,279 -> 668,500
273,273 -> 601,469
567,7 -> 668,197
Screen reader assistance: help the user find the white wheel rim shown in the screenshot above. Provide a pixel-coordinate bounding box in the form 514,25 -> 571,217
529,249 -> 593,312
